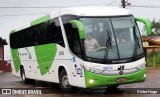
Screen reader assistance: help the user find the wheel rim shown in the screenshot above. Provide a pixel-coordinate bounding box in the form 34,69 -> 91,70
62,75 -> 70,88
22,71 -> 25,81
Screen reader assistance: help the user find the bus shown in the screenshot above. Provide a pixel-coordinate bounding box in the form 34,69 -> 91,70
10,6 -> 151,91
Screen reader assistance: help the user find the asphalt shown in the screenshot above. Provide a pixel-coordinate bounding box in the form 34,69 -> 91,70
0,67 -> 160,97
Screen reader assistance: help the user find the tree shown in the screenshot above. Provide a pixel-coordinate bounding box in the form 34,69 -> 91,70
151,18 -> 160,35
0,37 -> 8,45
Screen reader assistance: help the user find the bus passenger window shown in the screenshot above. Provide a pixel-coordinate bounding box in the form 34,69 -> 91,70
49,18 -> 65,47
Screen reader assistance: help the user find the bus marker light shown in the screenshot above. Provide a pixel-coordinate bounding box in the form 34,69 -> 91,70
89,79 -> 94,84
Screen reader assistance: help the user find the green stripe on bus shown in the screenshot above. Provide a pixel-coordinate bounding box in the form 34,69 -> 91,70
10,29 -> 21,72
31,14 -> 51,26
11,49 -> 21,72
69,20 -> 86,39
34,43 -> 57,75
135,18 -> 152,36
84,68 -> 146,88
10,29 -> 16,34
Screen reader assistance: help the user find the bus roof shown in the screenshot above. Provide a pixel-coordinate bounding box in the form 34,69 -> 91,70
59,6 -> 131,16
10,6 -> 131,34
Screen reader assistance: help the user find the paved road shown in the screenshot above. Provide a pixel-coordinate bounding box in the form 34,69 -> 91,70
0,67 -> 160,97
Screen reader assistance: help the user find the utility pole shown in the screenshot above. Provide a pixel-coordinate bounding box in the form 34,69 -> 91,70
121,0 -> 126,8
121,0 -> 131,8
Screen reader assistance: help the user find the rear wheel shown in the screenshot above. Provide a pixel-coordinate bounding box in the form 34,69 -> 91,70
21,67 -> 35,83
59,69 -> 74,92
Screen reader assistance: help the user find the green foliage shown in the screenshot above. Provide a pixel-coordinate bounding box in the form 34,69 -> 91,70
149,18 -> 160,35
152,22 -> 160,29
147,51 -> 160,67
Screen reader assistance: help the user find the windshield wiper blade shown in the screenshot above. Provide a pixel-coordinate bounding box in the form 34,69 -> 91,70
106,30 -> 112,49
104,30 -> 112,63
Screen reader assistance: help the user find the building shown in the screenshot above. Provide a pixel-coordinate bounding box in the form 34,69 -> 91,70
0,37 -> 11,72
142,35 -> 160,67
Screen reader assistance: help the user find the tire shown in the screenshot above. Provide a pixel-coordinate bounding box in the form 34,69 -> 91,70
21,67 -> 35,83
59,69 -> 74,92
107,85 -> 119,89
106,85 -> 121,94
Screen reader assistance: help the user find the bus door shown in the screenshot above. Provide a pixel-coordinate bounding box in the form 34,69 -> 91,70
64,23 -> 85,87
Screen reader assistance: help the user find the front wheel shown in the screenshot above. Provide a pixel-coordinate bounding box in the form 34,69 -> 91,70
107,85 -> 119,89
59,69 -> 74,92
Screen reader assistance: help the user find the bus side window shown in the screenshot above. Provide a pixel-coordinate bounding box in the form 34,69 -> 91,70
47,22 -> 57,43
64,23 -> 82,58
10,33 -> 17,49
38,23 -> 48,45
49,18 -> 65,47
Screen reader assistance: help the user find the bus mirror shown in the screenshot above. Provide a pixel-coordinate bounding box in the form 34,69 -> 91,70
135,18 -> 152,36
69,20 -> 86,39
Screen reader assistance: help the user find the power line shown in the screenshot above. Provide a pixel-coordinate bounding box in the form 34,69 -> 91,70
130,5 -> 160,8
107,0 -> 118,6
0,6 -> 64,9
0,13 -> 48,18
0,3 -> 108,9
0,3 -> 118,18
134,0 -> 160,6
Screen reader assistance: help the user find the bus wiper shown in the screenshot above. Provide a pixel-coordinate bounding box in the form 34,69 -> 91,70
104,30 -> 112,63
132,26 -> 140,59
106,30 -> 112,49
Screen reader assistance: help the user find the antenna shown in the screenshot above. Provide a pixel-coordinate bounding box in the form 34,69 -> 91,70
121,0 -> 126,8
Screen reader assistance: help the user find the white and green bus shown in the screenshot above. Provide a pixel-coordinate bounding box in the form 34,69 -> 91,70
10,6 -> 151,91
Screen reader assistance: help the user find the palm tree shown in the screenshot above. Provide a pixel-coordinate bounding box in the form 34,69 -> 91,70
151,18 -> 160,35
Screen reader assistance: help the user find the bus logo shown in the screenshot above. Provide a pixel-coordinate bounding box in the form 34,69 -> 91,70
18,48 -> 32,59
2,89 -> 11,94
25,48 -> 32,59
118,65 -> 125,75
119,70 -> 123,75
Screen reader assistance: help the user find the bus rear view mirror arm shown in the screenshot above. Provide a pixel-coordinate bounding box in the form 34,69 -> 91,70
69,20 -> 86,39
135,18 -> 152,36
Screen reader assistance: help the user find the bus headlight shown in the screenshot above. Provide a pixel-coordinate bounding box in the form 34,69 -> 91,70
144,74 -> 146,78
89,79 -> 94,84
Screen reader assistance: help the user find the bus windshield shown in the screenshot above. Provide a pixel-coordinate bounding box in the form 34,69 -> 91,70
80,16 -> 143,63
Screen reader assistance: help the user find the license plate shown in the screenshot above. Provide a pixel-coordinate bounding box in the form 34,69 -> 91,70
116,78 -> 126,83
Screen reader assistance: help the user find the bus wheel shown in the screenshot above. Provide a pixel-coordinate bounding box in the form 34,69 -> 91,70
21,67 -> 34,83
107,85 -> 119,89
59,69 -> 73,92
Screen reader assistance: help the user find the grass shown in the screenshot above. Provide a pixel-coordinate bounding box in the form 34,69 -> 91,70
147,51 -> 160,67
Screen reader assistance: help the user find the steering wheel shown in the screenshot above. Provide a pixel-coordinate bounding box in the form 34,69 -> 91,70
94,47 -> 107,52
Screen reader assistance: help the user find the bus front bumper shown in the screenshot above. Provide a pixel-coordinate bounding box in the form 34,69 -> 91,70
84,68 -> 146,88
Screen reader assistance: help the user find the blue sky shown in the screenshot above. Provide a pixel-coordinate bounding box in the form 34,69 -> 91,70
0,0 -> 160,60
